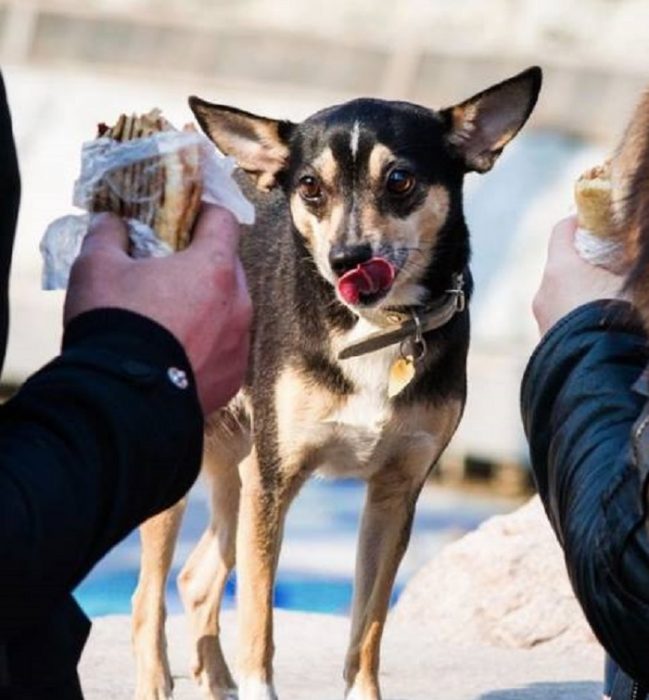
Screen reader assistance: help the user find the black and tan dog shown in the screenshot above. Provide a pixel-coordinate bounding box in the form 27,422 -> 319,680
131,67 -> 542,700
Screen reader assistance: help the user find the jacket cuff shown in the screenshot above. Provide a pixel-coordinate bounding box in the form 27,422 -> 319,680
63,308 -> 194,378
522,300 -> 642,408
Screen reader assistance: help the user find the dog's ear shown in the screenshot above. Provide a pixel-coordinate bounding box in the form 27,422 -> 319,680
189,96 -> 295,191
442,66 -> 542,173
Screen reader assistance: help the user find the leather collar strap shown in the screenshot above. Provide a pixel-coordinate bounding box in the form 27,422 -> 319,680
338,273 -> 466,360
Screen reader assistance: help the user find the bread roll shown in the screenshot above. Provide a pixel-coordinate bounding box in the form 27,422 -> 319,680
91,109 -> 202,250
574,161 -> 613,238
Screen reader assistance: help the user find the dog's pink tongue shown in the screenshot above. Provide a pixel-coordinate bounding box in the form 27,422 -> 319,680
337,258 -> 395,305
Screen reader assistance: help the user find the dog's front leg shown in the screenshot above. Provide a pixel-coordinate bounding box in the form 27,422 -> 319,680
344,468 -> 425,700
132,499 -> 187,700
236,450 -> 301,700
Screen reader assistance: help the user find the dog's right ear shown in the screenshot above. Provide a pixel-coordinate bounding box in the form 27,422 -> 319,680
189,96 -> 295,191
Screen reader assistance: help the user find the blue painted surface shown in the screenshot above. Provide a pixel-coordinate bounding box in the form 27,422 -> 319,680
74,479 -> 508,618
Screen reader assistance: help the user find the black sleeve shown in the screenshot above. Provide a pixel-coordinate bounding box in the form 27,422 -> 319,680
521,300 -> 649,686
0,308 -> 204,635
0,71 -> 21,374
521,301 -> 647,544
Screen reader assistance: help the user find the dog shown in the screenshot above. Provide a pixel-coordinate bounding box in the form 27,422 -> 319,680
130,66 -> 542,700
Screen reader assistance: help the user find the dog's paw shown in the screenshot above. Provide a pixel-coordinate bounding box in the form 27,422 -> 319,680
238,677 -> 278,700
201,687 -> 238,700
345,683 -> 381,700
193,662 -> 238,700
133,676 -> 174,700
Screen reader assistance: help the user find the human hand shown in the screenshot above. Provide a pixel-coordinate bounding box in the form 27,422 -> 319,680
532,215 -> 625,336
64,205 -> 252,415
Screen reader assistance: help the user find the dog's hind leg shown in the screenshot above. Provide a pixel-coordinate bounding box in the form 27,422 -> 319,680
343,467 -> 426,700
177,453 -> 240,700
132,498 -> 187,700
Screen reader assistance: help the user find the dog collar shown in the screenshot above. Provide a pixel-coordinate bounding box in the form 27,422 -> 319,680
338,273 -> 466,360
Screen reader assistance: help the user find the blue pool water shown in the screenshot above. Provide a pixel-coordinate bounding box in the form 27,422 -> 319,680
74,478 -> 511,617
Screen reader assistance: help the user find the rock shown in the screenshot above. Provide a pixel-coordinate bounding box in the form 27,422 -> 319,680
391,496 -> 597,650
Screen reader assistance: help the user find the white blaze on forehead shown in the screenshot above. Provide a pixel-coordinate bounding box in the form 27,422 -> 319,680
350,120 -> 361,162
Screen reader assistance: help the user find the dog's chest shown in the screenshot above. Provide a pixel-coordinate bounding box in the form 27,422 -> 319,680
274,318 -> 427,479
328,319 -> 400,432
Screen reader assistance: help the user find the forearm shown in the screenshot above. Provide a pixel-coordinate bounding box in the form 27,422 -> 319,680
0,308 -> 203,634
522,300 -> 647,542
522,300 -> 649,685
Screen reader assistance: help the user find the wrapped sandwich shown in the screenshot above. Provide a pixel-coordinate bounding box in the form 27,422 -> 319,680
41,107 -> 254,289
87,109 -> 202,251
574,161 -> 614,238
573,159 -> 624,271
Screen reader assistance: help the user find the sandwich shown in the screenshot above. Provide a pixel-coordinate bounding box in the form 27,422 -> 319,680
91,109 -> 202,251
574,160 -> 613,238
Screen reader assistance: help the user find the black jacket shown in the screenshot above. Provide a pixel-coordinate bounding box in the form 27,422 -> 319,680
521,300 -> 649,693
0,71 -> 19,372
0,73 -> 204,698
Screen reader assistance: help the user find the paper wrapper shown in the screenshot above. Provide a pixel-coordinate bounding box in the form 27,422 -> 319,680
574,227 -> 626,274
40,128 -> 255,290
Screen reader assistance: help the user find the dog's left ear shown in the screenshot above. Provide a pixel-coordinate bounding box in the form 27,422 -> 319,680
189,96 -> 295,191
442,66 -> 542,173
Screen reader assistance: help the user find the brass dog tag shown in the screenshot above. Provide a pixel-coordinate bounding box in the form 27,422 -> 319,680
388,356 -> 416,398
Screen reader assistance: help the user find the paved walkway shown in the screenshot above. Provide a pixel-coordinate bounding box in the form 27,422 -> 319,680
81,610 -> 603,700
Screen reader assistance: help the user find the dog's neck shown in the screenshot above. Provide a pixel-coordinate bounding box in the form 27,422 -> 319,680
289,226 -> 469,358
338,271 -> 466,360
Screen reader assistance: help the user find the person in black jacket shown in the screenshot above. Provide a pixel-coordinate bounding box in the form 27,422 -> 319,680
0,73 -> 251,698
522,215 -> 649,700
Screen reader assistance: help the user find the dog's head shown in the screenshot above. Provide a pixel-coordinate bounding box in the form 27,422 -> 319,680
190,67 -> 541,311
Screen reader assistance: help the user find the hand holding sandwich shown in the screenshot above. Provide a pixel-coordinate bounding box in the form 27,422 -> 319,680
64,204 -> 252,414
532,215 -> 624,336
533,159 -> 629,336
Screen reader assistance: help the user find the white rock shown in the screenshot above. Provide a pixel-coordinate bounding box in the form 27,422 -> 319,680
392,496 -> 597,650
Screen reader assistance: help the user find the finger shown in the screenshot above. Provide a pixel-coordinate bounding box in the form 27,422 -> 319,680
81,212 -> 130,258
188,204 -> 240,258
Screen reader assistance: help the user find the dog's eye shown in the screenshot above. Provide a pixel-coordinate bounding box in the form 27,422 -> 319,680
298,176 -> 323,201
386,169 -> 415,196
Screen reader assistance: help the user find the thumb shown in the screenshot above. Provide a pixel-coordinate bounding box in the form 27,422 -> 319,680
81,212 -> 130,258
187,204 -> 241,259
548,215 -> 578,255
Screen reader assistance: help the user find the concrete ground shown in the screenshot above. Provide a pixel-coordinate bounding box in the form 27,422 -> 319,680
80,610 -> 603,700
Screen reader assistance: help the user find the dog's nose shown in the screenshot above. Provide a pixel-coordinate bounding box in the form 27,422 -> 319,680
329,243 -> 373,277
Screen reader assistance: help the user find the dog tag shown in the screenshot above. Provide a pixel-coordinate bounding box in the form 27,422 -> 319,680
388,356 -> 415,398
